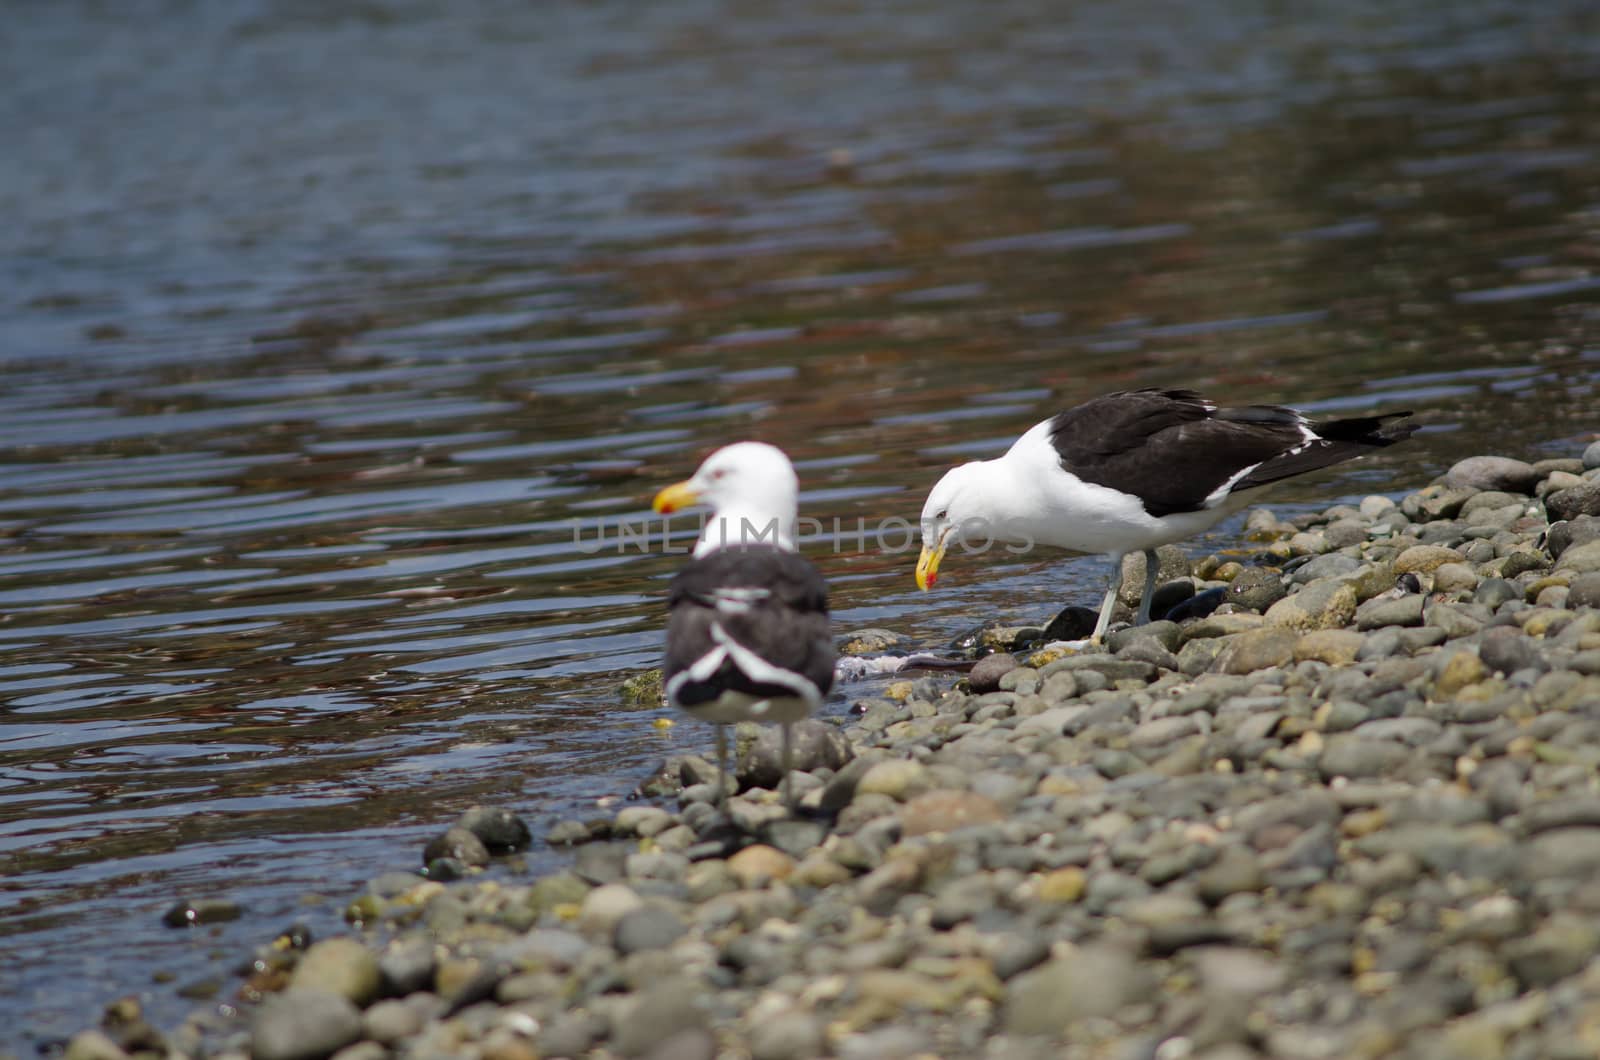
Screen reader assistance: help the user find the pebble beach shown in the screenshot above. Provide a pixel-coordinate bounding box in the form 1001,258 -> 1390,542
57,443 -> 1600,1060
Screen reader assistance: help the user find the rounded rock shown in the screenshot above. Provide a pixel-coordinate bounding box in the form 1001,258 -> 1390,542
1445,455 -> 1542,494
1004,947 -> 1148,1033
1549,483 -> 1600,522
749,1010 -> 825,1060
1568,572 -> 1600,610
1394,545 -> 1466,575
63,1031 -> 127,1060
1557,540 -> 1600,574
1215,627 -> 1300,674
1293,629 -> 1365,666
578,883 -> 645,937
1263,579 -> 1357,630
855,758 -> 932,801
968,653 -> 1019,694
899,789 -> 1005,837
614,905 -> 688,954
251,989 -> 363,1060
740,718 -> 852,789
727,844 -> 796,887
1433,562 -> 1479,593
289,938 -> 381,1007
162,898 -> 242,928
422,827 -> 491,868
455,806 -> 532,853
361,1000 -> 422,1046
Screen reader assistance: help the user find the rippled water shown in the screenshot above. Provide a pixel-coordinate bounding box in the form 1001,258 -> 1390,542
5,0 -> 1600,1048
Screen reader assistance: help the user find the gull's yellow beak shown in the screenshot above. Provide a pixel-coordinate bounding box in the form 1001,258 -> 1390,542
652,480 -> 699,515
915,535 -> 948,591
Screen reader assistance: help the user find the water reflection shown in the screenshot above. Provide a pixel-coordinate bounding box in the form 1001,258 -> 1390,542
5,0 -> 1600,1048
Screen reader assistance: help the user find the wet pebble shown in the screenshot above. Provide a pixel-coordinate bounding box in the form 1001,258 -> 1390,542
422,827 -> 491,869
967,652 -> 1019,693
455,806 -> 532,853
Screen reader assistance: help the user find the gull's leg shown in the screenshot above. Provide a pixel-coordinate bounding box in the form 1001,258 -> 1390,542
781,721 -> 794,810
715,724 -> 729,805
1091,554 -> 1126,642
1137,547 -> 1160,626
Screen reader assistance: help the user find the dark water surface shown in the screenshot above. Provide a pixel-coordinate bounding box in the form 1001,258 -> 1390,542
4,0 -> 1600,1048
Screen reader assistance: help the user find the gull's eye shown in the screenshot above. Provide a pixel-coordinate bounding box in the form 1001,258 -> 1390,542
709,468 -> 727,480
936,508 -> 948,520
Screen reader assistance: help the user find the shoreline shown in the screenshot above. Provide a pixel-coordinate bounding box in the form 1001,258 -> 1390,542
60,447 -> 1600,1060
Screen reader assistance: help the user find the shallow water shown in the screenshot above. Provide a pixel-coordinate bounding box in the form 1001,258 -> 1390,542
4,0 -> 1599,1048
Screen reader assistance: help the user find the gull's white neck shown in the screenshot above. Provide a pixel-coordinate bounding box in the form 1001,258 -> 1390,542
694,503 -> 798,556
956,455 -> 1039,546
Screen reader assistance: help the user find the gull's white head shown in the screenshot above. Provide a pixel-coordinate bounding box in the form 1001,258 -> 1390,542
916,461 -> 988,590
653,441 -> 800,557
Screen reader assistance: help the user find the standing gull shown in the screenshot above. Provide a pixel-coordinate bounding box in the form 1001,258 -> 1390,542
917,388 -> 1414,641
653,442 -> 835,806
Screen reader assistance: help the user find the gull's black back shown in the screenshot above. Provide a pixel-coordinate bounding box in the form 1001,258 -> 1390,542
664,545 -> 835,707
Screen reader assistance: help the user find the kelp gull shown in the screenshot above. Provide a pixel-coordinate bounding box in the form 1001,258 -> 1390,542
653,442 -> 835,805
917,388 -> 1415,641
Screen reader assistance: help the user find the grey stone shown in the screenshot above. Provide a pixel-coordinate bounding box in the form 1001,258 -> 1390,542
1290,553 -> 1361,585
62,1031 -> 127,1060
1117,638 -> 1181,670
613,980 -> 708,1056
1473,578 -> 1522,610
1446,456 -> 1542,494
749,1012 -> 825,1060
841,628 -> 901,654
161,898 -> 242,928
1504,917 -> 1596,988
614,905 -> 688,954
1118,546 -> 1192,607
422,827 -> 490,868
1227,567 -> 1287,612
1523,827 -> 1600,880
1585,440 -> 1600,470
1195,846 -> 1265,904
537,1012 -> 607,1058
251,989 -> 362,1060
1547,516 -> 1600,560
968,653 -> 1019,694
1570,572 -> 1600,610
1355,594 -> 1425,630
289,938 -> 381,1007
1263,577 -> 1358,630
1560,540 -> 1600,573
1004,947 -> 1148,1033
1318,735 -> 1409,780
1426,602 -> 1486,639
1549,483 -> 1600,522
1478,626 -> 1544,675
376,938 -> 434,997
1402,485 -> 1474,521
1215,627 -> 1299,674
1520,797 -> 1600,835
1054,654 -> 1158,682
1107,620 -> 1181,653
992,934 -> 1052,980
740,718 -> 852,789
361,1000 -> 421,1045
455,806 -> 531,852
818,754 -> 883,811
